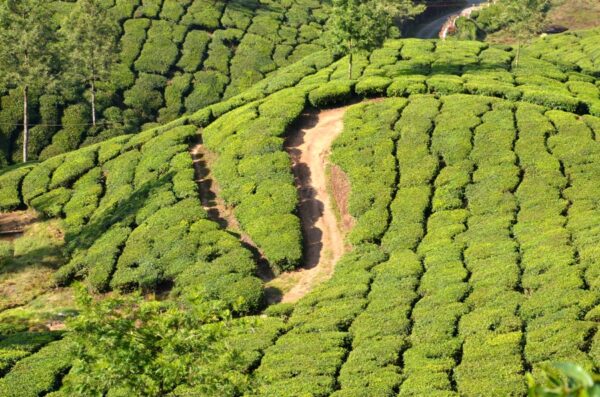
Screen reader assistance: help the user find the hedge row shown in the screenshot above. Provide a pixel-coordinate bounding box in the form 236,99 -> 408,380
454,106 -> 526,395
514,104 -> 595,370
0,166 -> 32,211
0,122 -> 264,312
330,99 -> 407,245
334,97 -> 440,396
0,338 -> 75,397
397,97 -> 484,396
378,71 -> 589,112
382,95 -> 440,253
202,88 -> 306,271
544,110 -> 600,369
0,332 -> 61,377
255,245 -> 386,396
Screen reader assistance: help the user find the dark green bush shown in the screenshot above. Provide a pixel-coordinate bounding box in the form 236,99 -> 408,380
177,30 -> 211,72
184,71 -> 228,113
124,73 -> 167,116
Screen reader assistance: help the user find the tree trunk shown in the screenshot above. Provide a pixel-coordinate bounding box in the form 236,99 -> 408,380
515,40 -> 521,68
91,80 -> 97,127
22,86 -> 29,163
348,52 -> 353,80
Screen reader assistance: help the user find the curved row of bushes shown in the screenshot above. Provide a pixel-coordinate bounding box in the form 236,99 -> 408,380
0,0 -> 331,163
0,122 -> 264,313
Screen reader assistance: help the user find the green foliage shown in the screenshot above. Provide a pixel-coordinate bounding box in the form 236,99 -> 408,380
355,76 -> 392,96
177,30 -> 211,72
308,80 -> 354,107
327,0 -> 423,77
527,363 -> 600,397
63,0 -> 120,126
0,338 -> 75,397
43,104 -> 91,157
0,0 -> 60,162
59,288 -> 252,397
0,166 -> 31,210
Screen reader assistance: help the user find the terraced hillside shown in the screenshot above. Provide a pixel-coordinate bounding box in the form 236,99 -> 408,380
1,27 -> 600,396
0,0 -> 330,164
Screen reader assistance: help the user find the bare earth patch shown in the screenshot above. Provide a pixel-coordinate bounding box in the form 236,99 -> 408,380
0,210 -> 38,240
275,107 -> 353,303
547,0 -> 600,31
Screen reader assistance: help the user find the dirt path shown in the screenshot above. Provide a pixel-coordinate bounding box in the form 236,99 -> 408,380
0,211 -> 37,241
278,107 -> 351,303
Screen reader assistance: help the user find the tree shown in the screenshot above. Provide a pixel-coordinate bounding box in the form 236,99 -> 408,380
62,287 -> 253,396
502,0 -> 549,67
0,0 -> 60,162
63,0 -> 120,127
328,0 -> 425,79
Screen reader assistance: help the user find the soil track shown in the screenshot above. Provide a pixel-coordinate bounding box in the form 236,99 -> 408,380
0,211 -> 37,241
280,107 -> 351,303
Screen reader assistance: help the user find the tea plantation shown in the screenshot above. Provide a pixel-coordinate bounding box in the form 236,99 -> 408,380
0,16 -> 600,397
0,0 -> 330,164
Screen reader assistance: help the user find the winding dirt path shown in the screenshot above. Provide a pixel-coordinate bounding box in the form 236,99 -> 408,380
190,107 -> 353,305
279,107 -> 351,303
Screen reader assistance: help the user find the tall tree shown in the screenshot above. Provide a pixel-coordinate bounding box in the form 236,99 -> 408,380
502,0 -> 549,67
0,0 -> 59,162
63,0 -> 120,127
328,0 -> 425,79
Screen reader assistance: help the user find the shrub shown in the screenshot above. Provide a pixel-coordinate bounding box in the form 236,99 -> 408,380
387,75 -> 427,97
308,80 -> 354,107
48,104 -> 91,155
21,155 -> 65,203
160,0 -> 188,22
0,166 -> 31,211
30,187 -> 72,218
159,73 -> 193,123
177,30 -> 211,72
521,86 -> 582,113
181,0 -> 224,29
0,339 -> 75,397
184,71 -> 228,113
204,29 -> 242,75
355,76 -> 392,97
136,0 -> 162,18
50,148 -> 97,189
221,0 -> 254,30
427,74 -> 465,95
119,18 -> 150,66
134,21 -> 179,74
124,73 -> 167,116
62,167 -> 103,230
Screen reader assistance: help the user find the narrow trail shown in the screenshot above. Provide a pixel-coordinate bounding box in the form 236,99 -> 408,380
279,107 -> 351,303
190,106 -> 353,305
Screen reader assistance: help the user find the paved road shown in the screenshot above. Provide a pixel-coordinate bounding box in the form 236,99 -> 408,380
412,0 -> 488,38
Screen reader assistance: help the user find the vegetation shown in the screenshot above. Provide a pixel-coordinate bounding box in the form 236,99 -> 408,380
0,0 -> 60,163
57,288 -> 252,397
0,0 -> 332,164
0,1 -> 599,395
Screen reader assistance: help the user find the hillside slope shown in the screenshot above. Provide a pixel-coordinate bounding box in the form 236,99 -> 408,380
0,28 -> 600,395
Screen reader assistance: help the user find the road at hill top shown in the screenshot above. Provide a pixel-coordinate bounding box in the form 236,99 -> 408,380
281,107 -> 351,303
